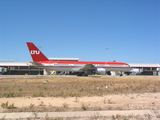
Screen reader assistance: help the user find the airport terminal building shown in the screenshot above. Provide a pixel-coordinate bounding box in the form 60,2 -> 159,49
0,62 -> 43,75
128,63 -> 160,75
0,59 -> 160,76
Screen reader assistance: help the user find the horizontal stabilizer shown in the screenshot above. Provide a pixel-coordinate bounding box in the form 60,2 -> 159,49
30,62 -> 44,66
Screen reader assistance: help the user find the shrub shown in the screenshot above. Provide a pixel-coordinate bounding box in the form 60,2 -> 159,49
3,92 -> 14,98
62,103 -> 69,108
29,103 -> 35,109
1,101 -> 15,109
39,92 -> 44,97
19,88 -> 22,91
81,102 -> 90,110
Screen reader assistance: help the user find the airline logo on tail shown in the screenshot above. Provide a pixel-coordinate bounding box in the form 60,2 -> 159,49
31,50 -> 40,55
26,42 -> 49,62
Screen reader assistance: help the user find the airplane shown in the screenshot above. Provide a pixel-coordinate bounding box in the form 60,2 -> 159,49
26,42 -> 132,76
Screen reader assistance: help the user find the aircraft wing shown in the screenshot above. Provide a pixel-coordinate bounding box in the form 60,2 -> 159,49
79,63 -> 96,71
29,62 -> 44,66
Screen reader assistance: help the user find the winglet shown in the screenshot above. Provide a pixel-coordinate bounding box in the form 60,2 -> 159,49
26,42 -> 49,62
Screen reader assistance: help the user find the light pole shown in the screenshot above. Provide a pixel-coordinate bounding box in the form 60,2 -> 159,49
38,46 -> 42,75
105,48 -> 108,62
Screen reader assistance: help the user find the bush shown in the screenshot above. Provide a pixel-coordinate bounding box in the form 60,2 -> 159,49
1,101 -> 15,109
39,92 -> 44,97
81,102 -> 90,110
3,92 -> 14,98
19,88 -> 22,91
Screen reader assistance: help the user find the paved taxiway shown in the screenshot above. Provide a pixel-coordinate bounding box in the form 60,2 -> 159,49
0,75 -> 78,78
0,75 -> 159,78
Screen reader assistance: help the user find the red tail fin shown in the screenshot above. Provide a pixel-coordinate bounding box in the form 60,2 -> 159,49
26,42 -> 49,62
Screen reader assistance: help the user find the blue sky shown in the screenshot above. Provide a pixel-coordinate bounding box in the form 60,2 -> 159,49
0,0 -> 160,63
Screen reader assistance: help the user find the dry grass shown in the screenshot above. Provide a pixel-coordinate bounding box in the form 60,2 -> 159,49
1,76 -> 160,119
0,76 -> 160,98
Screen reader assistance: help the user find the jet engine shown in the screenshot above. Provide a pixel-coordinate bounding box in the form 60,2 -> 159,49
95,68 -> 106,74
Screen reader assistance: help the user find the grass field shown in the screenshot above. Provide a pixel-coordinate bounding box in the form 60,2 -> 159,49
0,76 -> 160,98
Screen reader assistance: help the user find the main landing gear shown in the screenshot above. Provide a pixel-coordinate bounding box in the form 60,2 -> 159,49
77,73 -> 88,76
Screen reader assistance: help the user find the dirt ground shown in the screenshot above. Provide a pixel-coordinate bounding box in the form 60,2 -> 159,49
0,76 -> 160,119
0,93 -> 160,111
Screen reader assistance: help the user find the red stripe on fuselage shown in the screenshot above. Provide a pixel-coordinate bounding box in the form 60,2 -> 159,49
37,66 -> 130,68
37,61 -> 129,65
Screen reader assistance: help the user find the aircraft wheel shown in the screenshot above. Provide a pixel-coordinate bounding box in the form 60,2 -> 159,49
83,73 -> 88,77
85,74 -> 88,76
77,73 -> 82,76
